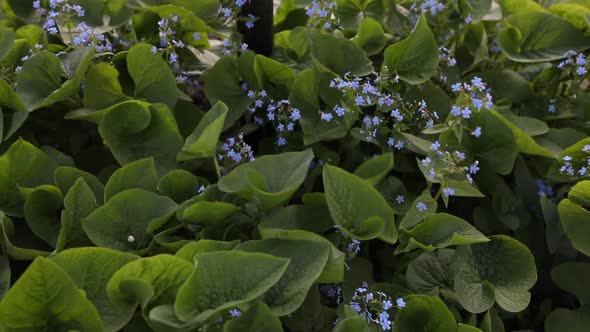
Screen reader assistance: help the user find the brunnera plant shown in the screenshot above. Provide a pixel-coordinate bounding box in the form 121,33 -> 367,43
0,0 -> 589,331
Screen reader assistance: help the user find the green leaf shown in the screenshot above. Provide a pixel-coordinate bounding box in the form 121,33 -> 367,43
23,184 -> 63,248
452,235 -> 537,313
0,80 -> 28,142
104,157 -> 159,202
0,257 -> 103,331
499,0 -> 543,16
51,248 -> 138,332
383,14 -> 439,84
399,194 -> 437,229
178,101 -> 228,161
309,31 -> 374,76
15,51 -> 63,110
0,27 -> 15,62
157,169 -> 207,204
40,47 -> 95,108
323,164 -> 397,243
128,43 -> 177,109
558,197 -> 590,256
498,9 -> 590,62
353,17 -> 387,56
550,2 -> 590,31
218,149 -> 314,209
174,251 -> 290,322
55,178 -> 97,252
83,63 -> 129,110
54,166 -> 105,204
254,54 -> 296,95
223,301 -> 284,332
545,262 -> 590,332
179,201 -> 240,226
175,239 -> 240,262
0,251 -> 9,300
353,153 -> 394,186
394,295 -> 456,332
289,68 -> 347,145
99,101 -> 183,174
82,189 -> 177,251
0,214 -> 51,260
0,138 -> 58,217
333,317 -> 368,332
259,206 -> 345,283
203,56 -> 252,130
235,239 -> 330,315
406,249 -> 454,294
490,110 -> 555,158
106,254 -> 193,310
396,213 -> 489,254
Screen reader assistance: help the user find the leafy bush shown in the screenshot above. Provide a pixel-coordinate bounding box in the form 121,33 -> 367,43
0,0 -> 589,331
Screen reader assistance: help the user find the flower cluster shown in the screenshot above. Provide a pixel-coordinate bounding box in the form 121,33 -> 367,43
557,50 -> 588,76
349,284 -> 406,331
33,0 -> 116,52
536,179 -> 554,198
324,71 -> 439,145
447,77 -> 493,137
438,46 -> 457,68
420,144 -> 480,196
244,86 -> 302,146
410,0 -> 444,16
319,284 -> 343,304
151,15 -> 200,64
305,0 -> 342,31
218,134 -> 255,166
558,145 -> 590,177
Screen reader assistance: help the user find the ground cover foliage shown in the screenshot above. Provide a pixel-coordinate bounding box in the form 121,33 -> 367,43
0,0 -> 589,330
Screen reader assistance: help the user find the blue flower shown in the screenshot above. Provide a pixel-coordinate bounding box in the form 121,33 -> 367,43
229,309 -> 241,317
246,21 -> 254,29
378,311 -> 392,331
290,109 -> 301,121
472,126 -> 482,137
150,46 -> 158,54
334,106 -> 346,117
387,137 -> 395,147
277,137 -> 287,146
382,300 -> 393,310
443,187 -> 455,197
396,298 -> 406,308
577,67 -> 587,76
416,202 -> 427,211
431,141 -> 441,151
451,106 -> 461,116
321,113 -> 333,122
169,53 -> 178,64
396,195 -> 405,204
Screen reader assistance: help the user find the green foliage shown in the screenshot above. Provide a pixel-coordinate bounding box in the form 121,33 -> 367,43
0,0 -> 589,331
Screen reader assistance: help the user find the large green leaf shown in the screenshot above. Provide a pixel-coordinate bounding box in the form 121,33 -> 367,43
55,178 -> 97,252
99,101 -> 183,174
15,51 -> 63,110
452,235 -> 537,313
128,43 -> 177,109
203,56 -> 251,129
0,257 -> 103,331
396,213 -> 489,254
54,166 -> 105,204
323,164 -> 397,243
174,251 -> 290,322
353,17 -> 387,56
558,181 -> 590,256
353,153 -> 394,186
235,239 -> 330,316
259,205 -> 345,283
545,262 -> 590,332
82,189 -> 177,251
498,9 -> 590,62
0,80 -> 28,142
175,239 -> 240,262
83,63 -> 129,110
104,157 -> 159,202
106,254 -> 193,311
406,249 -> 455,294
0,27 -> 15,63
394,294 -> 456,332
51,247 -> 138,332
23,184 -> 63,248
178,101 -> 228,161
309,31 -> 373,76
218,149 -> 314,209
0,139 -> 58,217
223,301 -> 284,332
383,14 -> 439,84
